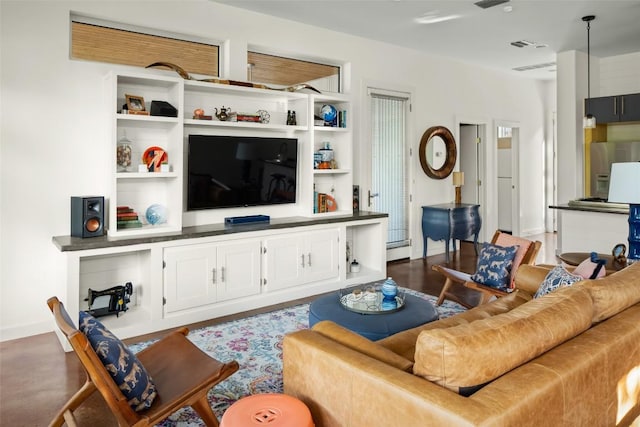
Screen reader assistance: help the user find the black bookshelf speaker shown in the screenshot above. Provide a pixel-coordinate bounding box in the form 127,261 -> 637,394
71,196 -> 105,238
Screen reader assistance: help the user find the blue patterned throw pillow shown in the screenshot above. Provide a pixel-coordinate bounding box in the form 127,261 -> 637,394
470,242 -> 519,290
78,311 -> 157,411
534,265 -> 583,298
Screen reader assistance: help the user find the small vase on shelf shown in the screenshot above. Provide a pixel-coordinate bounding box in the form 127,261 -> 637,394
116,135 -> 133,172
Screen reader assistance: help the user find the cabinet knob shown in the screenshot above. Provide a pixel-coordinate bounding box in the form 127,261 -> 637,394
307,253 -> 312,267
212,268 -> 217,284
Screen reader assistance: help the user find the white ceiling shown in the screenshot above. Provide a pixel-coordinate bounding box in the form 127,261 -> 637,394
212,0 -> 640,80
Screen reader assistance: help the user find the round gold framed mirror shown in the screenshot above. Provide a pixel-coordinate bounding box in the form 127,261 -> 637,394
419,126 -> 457,179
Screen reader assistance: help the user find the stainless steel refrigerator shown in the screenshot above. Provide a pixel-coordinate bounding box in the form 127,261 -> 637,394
590,141 -> 640,199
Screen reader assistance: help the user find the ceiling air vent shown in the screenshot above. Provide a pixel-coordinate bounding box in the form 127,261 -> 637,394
474,0 -> 510,9
510,40 -> 534,48
512,62 -> 556,72
510,40 -> 549,49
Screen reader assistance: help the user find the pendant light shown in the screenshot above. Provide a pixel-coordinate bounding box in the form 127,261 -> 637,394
583,15 -> 596,129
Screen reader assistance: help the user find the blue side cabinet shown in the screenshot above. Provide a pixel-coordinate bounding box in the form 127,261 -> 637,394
422,203 -> 481,263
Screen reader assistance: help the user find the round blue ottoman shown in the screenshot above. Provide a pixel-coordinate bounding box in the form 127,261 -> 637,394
308,292 -> 439,340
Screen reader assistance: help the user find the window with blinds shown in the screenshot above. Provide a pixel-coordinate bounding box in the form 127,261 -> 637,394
247,51 -> 340,92
369,90 -> 410,248
71,21 -> 219,77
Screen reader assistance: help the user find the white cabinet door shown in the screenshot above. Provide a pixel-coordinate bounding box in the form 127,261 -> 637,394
264,234 -> 305,292
164,243 -> 217,313
216,241 -> 261,302
264,229 -> 339,291
303,229 -> 339,284
164,240 -> 261,313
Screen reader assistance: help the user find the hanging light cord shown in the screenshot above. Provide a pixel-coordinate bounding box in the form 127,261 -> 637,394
583,15 -> 595,119
587,19 -> 591,115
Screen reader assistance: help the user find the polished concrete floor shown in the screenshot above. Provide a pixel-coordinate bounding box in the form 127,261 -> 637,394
0,232 -> 557,426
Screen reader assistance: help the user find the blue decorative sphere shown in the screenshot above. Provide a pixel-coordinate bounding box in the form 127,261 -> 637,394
321,104 -> 337,123
145,204 -> 167,225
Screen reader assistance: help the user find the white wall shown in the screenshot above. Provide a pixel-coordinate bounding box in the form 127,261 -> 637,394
0,0 -> 552,340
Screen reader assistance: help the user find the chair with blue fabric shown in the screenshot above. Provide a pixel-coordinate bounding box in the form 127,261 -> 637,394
47,296 -> 239,427
433,230 -> 542,307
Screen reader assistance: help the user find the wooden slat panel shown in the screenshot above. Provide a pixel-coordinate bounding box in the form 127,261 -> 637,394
498,137 -> 512,149
71,22 -> 218,77
248,51 -> 338,86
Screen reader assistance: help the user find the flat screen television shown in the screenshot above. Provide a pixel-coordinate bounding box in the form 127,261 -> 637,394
187,135 -> 298,210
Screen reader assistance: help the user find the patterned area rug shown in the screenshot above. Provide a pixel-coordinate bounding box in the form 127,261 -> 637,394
128,288 -> 465,426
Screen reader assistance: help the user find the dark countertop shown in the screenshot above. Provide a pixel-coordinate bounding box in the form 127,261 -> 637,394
52,211 -> 388,252
549,204 -> 628,215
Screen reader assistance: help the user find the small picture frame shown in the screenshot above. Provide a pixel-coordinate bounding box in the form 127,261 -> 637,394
125,94 -> 146,112
353,185 -> 360,211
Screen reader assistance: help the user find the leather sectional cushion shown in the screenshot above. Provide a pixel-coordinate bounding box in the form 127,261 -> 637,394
312,320 -> 414,372
582,262 -> 640,323
378,290 -> 531,361
513,264 -> 553,295
413,285 -> 593,392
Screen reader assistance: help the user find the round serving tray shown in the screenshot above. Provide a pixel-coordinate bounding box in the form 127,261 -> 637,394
339,289 -> 405,314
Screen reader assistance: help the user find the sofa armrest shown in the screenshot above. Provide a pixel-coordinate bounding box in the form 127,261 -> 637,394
312,320 -> 413,371
283,329 -> 493,427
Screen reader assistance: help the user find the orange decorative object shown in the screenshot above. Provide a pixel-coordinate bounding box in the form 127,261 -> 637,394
325,194 -> 338,212
220,393 -> 314,427
142,146 -> 168,172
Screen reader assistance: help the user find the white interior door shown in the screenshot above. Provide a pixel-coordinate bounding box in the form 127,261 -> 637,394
458,121 -> 488,242
460,124 -> 479,204
496,123 -> 521,235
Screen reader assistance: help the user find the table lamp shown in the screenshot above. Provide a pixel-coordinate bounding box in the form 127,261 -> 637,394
453,171 -> 464,204
608,162 -> 640,263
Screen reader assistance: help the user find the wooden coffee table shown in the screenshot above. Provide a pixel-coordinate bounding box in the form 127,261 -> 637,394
557,252 -> 625,272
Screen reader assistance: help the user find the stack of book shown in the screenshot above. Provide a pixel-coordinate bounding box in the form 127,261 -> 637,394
117,206 -> 142,229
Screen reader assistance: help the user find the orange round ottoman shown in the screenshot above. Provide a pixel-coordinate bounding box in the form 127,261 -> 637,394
220,393 -> 314,427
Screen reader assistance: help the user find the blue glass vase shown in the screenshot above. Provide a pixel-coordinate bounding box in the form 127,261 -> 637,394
381,277 -> 398,301
381,298 -> 398,311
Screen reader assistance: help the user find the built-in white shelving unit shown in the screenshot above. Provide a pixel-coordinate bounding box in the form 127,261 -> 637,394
52,71 -> 387,351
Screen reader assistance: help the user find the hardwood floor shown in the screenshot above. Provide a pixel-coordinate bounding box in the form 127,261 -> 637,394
0,232 -> 557,426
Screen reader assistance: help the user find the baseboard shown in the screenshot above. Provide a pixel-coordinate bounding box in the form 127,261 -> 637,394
0,320 -> 53,343
521,227 -> 547,237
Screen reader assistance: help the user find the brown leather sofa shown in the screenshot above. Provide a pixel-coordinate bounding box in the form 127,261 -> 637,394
283,263 -> 640,427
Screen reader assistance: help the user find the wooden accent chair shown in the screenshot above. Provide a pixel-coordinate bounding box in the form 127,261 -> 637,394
433,231 -> 542,307
47,296 -> 239,427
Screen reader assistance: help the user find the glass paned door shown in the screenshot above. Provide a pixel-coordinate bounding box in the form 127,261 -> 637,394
369,90 -> 410,252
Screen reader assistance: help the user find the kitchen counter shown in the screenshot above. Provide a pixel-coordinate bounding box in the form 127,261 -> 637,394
550,200 -> 629,215
550,203 -> 629,255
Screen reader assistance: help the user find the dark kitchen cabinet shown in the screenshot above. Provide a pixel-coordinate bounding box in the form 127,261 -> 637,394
585,93 -> 640,123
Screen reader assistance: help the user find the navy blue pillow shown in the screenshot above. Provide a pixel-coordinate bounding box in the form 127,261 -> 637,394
78,311 -> 157,411
470,242 -> 519,290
